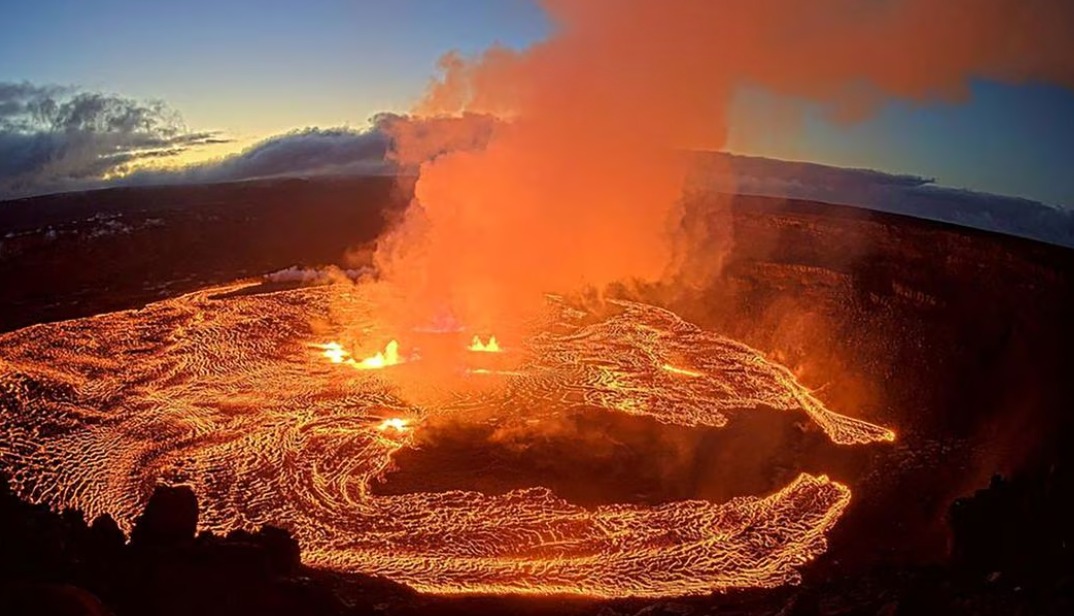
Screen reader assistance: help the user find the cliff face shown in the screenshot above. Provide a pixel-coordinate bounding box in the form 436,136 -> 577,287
655,194 -> 1074,574
0,177 -> 399,332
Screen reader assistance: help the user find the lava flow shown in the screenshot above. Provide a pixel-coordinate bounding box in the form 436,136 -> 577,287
0,281 -> 893,598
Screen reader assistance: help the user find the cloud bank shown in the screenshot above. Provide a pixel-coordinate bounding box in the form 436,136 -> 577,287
122,126 -> 391,186
0,82 -> 225,197
697,153 -> 1074,248
121,113 -> 498,187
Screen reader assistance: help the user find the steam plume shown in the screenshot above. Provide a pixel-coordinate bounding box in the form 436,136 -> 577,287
377,0 -> 1074,329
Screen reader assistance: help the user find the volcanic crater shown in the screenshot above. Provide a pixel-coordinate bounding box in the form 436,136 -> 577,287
0,276 -> 892,597
2,181 -> 1072,604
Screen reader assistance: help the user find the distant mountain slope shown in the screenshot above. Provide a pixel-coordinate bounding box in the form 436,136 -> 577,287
693,152 -> 1074,248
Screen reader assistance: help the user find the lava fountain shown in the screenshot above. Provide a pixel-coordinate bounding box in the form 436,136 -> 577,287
313,339 -> 403,370
468,335 -> 501,353
0,279 -> 893,598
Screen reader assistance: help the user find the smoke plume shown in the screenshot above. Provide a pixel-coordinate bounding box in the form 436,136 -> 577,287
377,0 -> 1074,330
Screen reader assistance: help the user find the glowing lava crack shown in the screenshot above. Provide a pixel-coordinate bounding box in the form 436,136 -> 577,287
0,282 -> 893,598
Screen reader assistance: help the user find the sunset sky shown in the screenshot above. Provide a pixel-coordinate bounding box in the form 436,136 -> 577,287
2,0 -> 1072,205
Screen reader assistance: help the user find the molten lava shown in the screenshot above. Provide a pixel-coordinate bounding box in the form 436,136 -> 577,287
378,417 -> 411,433
661,363 -> 703,378
315,341 -> 350,364
468,335 -> 501,352
313,340 -> 403,370
0,281 -> 894,597
356,339 -> 402,370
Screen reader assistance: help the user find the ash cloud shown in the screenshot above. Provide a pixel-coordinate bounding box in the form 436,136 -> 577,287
0,82 -> 225,198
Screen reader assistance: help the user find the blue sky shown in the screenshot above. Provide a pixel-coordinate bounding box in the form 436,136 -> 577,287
729,81 -> 1074,206
2,0 -> 1071,206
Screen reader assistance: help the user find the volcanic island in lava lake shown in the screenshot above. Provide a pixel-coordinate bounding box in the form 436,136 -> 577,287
0,277 -> 894,598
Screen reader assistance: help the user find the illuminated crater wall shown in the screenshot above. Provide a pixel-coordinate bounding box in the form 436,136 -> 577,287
0,282 -> 892,597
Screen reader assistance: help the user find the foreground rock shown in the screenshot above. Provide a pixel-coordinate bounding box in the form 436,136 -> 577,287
0,476 -> 415,616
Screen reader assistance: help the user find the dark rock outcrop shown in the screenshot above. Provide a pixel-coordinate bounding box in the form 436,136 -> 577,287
0,478 -> 415,615
129,485 -> 198,548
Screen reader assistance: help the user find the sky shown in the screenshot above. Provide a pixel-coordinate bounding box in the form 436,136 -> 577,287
1,0 -> 1072,206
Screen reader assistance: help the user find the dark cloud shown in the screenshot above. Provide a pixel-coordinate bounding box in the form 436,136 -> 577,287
696,153 -> 1074,248
0,81 -> 224,197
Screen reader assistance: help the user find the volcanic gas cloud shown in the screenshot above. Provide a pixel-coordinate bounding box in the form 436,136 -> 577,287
3,0 -> 1074,601
375,0 -> 1074,333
